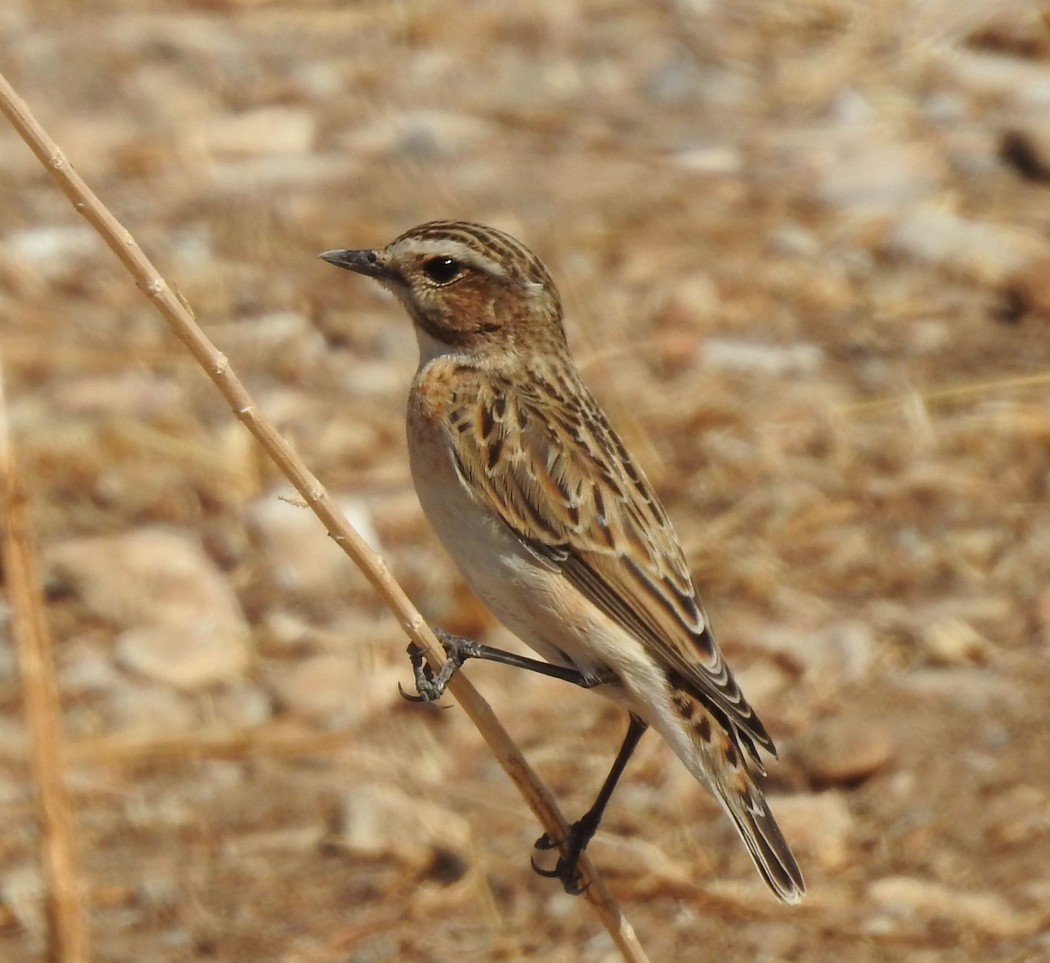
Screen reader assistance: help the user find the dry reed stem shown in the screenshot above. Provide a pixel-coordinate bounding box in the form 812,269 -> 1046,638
0,71 -> 651,963
0,370 -> 91,963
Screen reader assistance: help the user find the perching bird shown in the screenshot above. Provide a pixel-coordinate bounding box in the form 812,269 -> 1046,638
321,221 -> 804,903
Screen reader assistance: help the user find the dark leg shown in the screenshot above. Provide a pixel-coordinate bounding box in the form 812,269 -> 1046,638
400,629 -> 616,703
532,713 -> 649,894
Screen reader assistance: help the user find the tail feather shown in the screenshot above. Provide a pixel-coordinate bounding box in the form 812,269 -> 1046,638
722,782 -> 805,904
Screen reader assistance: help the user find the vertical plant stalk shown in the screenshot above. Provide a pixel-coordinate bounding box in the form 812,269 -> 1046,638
0,370 -> 91,963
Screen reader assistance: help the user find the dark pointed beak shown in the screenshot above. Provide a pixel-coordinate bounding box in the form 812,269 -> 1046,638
318,248 -> 392,280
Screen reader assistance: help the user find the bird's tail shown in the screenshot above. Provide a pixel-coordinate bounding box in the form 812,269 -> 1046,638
660,686 -> 805,902
674,703 -> 805,902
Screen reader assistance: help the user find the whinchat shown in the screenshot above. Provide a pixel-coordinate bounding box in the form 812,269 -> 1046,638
321,221 -> 804,903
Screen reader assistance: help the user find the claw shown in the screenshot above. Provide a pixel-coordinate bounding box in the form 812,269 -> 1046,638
396,681 -> 425,703
530,853 -> 558,878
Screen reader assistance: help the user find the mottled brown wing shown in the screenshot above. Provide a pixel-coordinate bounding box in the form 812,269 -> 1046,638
443,363 -> 775,758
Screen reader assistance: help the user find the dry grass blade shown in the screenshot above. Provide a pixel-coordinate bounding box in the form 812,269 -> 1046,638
0,71 -> 651,962
0,367 -> 91,962
841,371 -> 1050,416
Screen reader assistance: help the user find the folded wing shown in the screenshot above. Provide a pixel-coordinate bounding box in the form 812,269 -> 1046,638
442,362 -> 775,760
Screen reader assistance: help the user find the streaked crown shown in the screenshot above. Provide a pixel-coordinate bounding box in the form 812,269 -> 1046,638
321,220 -> 566,357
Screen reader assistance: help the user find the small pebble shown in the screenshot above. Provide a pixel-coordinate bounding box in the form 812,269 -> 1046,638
788,718 -> 894,787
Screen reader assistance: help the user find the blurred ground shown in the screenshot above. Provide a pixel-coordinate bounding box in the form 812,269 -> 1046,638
2,1 -> 1050,961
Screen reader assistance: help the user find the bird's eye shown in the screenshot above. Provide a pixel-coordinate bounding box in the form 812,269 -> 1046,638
422,256 -> 464,285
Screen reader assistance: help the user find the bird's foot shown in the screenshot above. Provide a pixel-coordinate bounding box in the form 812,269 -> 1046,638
530,822 -> 593,896
397,630 -> 482,703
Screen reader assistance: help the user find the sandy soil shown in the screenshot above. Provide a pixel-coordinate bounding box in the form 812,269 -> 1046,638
2,2 -> 1050,961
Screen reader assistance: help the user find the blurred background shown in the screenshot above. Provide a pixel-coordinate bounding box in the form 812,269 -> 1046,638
2,1 -> 1050,960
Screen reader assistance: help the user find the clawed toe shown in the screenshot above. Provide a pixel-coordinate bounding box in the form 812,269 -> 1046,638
530,830 -> 586,895
529,853 -> 585,894
533,832 -> 557,852
400,636 -> 475,702
403,642 -> 444,702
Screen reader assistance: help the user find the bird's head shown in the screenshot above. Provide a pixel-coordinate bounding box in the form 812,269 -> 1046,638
321,220 -> 566,360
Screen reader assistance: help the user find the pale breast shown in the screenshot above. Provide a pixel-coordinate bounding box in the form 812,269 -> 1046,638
408,394 -> 555,653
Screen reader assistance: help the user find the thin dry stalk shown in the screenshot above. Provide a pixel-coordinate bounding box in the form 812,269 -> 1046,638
842,371 -> 1050,416
0,371 -> 91,963
0,71 -> 651,962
